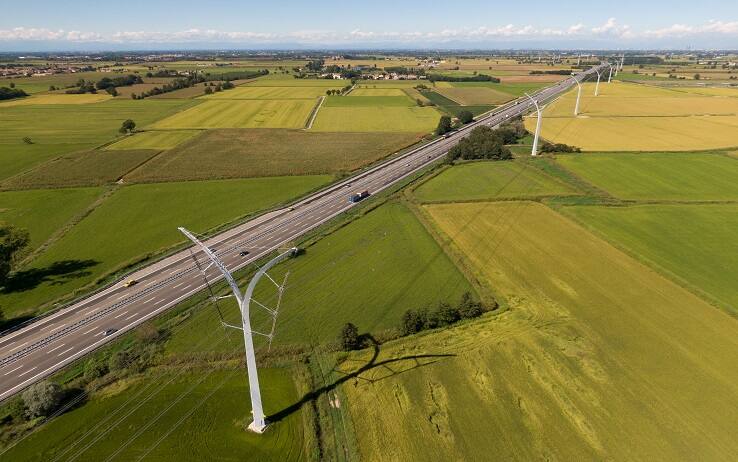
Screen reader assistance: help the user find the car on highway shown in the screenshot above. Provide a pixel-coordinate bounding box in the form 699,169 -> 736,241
104,328 -> 118,336
123,279 -> 137,288
239,250 -> 249,257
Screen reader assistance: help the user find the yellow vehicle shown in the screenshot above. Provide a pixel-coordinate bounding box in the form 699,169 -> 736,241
123,279 -> 138,288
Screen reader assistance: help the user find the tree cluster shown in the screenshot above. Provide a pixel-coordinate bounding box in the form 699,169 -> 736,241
529,70 -> 574,75
457,110 -> 474,124
325,84 -> 353,96
435,115 -> 452,135
0,223 -> 30,285
400,292 -> 486,337
428,74 -> 500,83
65,78 -> 97,94
446,125 -> 514,161
0,86 -> 28,101
539,142 -> 581,153
95,74 -> 143,91
20,381 -> 63,419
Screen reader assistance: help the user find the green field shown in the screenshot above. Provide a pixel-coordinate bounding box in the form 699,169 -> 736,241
166,201 -> 475,352
0,144 -> 92,182
151,100 -> 315,129
0,99 -> 196,179
2,369 -> 305,461
557,152 -> 738,200
447,81 -> 548,97
0,187 -> 103,250
126,129 -> 421,182
414,161 -> 578,202
2,150 -> 160,189
0,93 -> 112,107
311,106 -> 440,132
1,176 -> 330,317
566,204 -> 738,315
0,99 -> 197,145
105,130 -> 201,151
323,95 -> 414,107
340,201 -> 738,460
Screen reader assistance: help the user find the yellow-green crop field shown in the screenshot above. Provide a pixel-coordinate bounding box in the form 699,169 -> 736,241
105,130 -> 201,150
545,82 -> 738,117
311,106 -> 441,132
341,201 -> 738,460
354,80 -> 427,89
526,82 -> 738,150
151,99 -> 316,129
0,93 -> 112,107
240,78 -> 343,87
527,114 -> 738,151
435,86 -> 513,105
204,86 -> 329,99
349,88 -> 407,97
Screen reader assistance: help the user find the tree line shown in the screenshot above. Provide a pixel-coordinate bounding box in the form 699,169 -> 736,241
338,292 -> 490,351
0,86 -> 28,101
427,74 -> 501,83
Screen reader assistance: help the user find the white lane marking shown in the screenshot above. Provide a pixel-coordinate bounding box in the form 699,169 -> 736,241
4,365 -> 23,376
46,343 -> 66,353
125,313 -> 139,321
82,327 -> 97,335
57,347 -> 74,357
143,297 -> 156,304
114,311 -> 128,319
13,341 -> 29,349
172,282 -> 185,289
117,293 -> 128,300
18,367 -> 37,377
170,269 -> 180,274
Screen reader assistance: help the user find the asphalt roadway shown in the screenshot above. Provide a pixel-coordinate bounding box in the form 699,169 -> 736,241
0,64 -> 607,400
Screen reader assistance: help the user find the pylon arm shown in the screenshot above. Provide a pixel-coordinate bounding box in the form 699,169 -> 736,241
178,227 -> 243,305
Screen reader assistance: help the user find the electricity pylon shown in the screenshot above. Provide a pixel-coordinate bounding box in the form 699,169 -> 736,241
525,93 -> 542,156
179,227 -> 296,433
594,68 -> 602,96
574,77 -> 583,116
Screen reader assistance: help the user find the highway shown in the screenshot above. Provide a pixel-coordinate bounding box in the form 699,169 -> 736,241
0,64 -> 607,400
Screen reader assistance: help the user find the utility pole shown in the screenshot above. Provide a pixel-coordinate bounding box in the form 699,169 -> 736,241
574,77 -> 583,116
179,227 -> 295,434
526,93 -> 542,156
607,63 -> 613,83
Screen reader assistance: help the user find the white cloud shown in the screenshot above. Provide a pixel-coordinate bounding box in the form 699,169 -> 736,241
1,19 -> 738,45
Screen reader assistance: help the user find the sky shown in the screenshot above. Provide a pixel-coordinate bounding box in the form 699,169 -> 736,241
2,0 -> 738,51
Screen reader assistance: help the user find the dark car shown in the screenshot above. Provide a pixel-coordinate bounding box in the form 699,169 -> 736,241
239,251 -> 249,257
104,328 -> 118,337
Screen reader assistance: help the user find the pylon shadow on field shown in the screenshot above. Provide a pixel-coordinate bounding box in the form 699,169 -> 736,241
268,334 -> 454,423
1,259 -> 98,294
